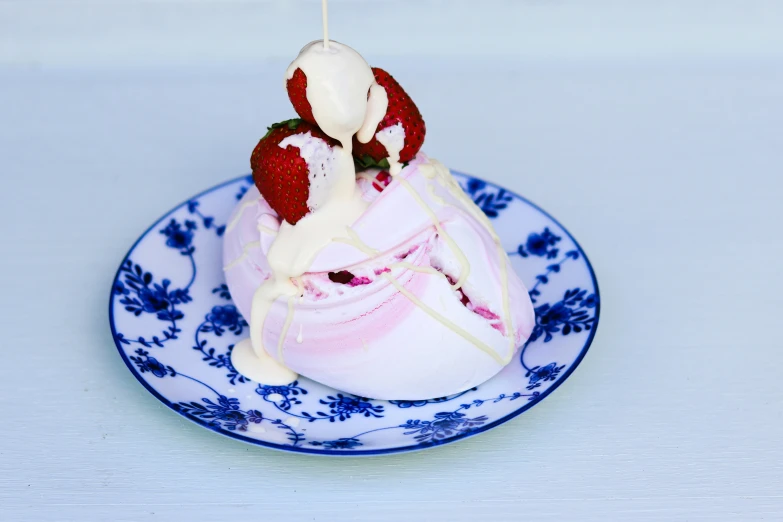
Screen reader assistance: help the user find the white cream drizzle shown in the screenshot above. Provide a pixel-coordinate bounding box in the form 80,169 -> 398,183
295,277 -> 304,304
381,273 -> 506,365
421,160 -> 515,351
425,182 -> 449,207
357,84 -> 388,144
332,226 -> 380,256
327,217 -> 511,366
277,296 -> 296,363
234,155 -> 518,378
258,224 -> 278,236
390,261 -> 443,278
223,241 -> 261,272
230,339 -> 296,385
312,158 -> 515,364
235,39 -> 380,383
225,198 -> 260,234
356,171 -> 380,183
321,0 -> 330,50
387,259 -> 513,364
245,183 -> 367,369
395,176 -> 470,290
375,122 -> 405,176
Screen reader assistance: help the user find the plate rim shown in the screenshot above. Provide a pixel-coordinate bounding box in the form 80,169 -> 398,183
108,172 -> 601,457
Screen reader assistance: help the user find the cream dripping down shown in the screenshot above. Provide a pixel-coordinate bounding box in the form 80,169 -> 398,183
232,40 -> 387,383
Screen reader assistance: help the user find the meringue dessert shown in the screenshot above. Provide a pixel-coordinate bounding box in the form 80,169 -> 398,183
223,39 -> 535,400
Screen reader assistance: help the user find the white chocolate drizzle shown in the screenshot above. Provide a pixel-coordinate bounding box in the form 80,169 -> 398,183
332,226 -> 380,256
421,160 -> 515,352
390,261 -> 443,278
225,198 -> 260,234
223,241 -> 261,271
356,171 -> 381,183
234,40 -> 379,383
375,122 -> 405,176
277,296 -> 296,363
230,339 -> 296,385
382,273 -> 506,365
357,84 -> 388,144
258,224 -> 278,236
395,176 -> 470,290
425,182 -> 449,207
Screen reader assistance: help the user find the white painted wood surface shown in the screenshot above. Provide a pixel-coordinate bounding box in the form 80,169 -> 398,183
1,1 -> 782,520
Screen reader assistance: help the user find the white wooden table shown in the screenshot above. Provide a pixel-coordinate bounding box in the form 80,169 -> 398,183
2,1 -> 782,520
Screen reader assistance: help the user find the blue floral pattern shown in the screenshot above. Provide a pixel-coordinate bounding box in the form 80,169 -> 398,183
528,288 -> 598,344
193,306 -> 249,385
212,284 -> 232,300
160,219 -> 196,251
186,201 -> 226,237
516,227 -> 562,259
203,305 -> 246,336
113,260 -> 189,347
234,174 -> 254,201
525,363 -> 566,390
461,178 -> 513,218
400,412 -> 489,444
130,348 -> 176,378
110,173 -> 600,455
302,394 -> 385,422
256,381 -> 308,411
174,395 -> 304,443
389,388 -> 477,408
310,438 -> 363,450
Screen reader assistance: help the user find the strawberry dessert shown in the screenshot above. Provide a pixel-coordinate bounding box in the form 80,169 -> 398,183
223,39 -> 535,400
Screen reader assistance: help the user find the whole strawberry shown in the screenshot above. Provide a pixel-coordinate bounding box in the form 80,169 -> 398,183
250,119 -> 338,225
286,68 -> 316,126
353,67 -> 426,164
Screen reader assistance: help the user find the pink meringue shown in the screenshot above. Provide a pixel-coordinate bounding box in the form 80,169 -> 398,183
223,154 -> 535,399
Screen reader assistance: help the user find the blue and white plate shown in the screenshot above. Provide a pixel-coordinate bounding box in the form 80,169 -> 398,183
109,172 -> 600,456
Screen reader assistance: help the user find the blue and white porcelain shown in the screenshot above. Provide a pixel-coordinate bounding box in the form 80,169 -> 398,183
109,172 -> 600,456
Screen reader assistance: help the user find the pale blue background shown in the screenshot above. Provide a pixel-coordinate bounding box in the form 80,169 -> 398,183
1,1 -> 782,520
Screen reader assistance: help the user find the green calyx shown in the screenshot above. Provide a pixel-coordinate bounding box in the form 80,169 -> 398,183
262,118 -> 303,140
354,154 -> 391,170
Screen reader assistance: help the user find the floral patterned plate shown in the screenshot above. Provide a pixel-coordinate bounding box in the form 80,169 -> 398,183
109,172 -> 600,456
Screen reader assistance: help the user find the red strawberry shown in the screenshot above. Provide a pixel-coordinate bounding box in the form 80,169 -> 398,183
353,67 -> 426,164
371,171 -> 392,192
250,119 -> 337,225
286,68 -> 317,125
357,170 -> 391,192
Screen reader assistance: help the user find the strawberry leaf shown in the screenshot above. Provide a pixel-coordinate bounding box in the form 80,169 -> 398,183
262,118 -> 303,140
354,154 -> 391,170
